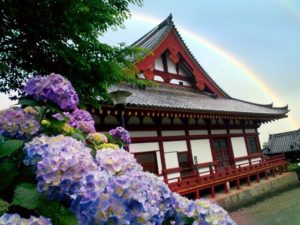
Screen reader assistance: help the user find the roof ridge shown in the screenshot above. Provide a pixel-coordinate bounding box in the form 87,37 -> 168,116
231,98 -> 289,112
269,128 -> 300,137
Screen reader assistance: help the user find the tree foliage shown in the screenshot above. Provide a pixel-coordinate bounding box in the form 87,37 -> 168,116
0,0 -> 143,105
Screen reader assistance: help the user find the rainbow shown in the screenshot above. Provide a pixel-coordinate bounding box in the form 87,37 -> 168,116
131,13 -> 299,129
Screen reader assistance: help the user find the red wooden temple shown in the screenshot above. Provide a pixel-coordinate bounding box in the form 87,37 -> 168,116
92,14 -> 289,198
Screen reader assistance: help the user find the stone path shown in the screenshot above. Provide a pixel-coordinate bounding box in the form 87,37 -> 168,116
230,186 -> 300,225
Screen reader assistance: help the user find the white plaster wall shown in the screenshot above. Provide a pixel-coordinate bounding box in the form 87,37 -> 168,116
155,57 -> 164,71
189,130 -> 208,135
163,141 -> 187,152
167,57 -> 177,74
156,151 -> 162,174
129,142 -> 159,153
169,79 -> 191,86
161,130 -> 185,136
190,139 -> 213,163
245,129 -> 256,133
167,172 -> 180,183
235,159 -> 249,167
229,129 -> 243,134
129,131 -> 157,138
165,152 -> 179,168
211,129 -> 227,135
154,75 -> 164,82
231,137 -> 248,158
198,167 -> 210,175
251,157 -> 262,164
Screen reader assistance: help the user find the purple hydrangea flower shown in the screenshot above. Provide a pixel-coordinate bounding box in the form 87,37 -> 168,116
109,127 -> 131,146
23,73 -> 79,111
53,109 -> 95,133
0,107 -> 40,140
0,213 -> 52,225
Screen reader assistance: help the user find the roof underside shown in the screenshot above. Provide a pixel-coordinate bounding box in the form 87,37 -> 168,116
110,85 -> 288,120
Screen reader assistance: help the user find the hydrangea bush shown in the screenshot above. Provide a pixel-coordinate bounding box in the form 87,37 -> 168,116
0,73 -> 236,225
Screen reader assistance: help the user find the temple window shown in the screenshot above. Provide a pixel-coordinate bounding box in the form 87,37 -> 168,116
246,136 -> 259,154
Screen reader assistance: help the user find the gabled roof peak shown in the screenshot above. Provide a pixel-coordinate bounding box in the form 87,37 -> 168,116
158,13 -> 173,28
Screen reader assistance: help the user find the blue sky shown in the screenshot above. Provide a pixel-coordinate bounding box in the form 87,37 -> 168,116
101,0 -> 300,143
1,0 -> 299,143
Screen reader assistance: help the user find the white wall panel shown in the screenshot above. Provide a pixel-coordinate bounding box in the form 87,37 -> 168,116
229,129 -> 243,134
211,129 -> 227,135
167,172 -> 180,183
190,139 -> 213,163
189,130 -> 208,135
231,137 -> 248,158
161,130 -> 185,136
245,129 -> 256,133
235,159 -> 249,167
156,151 -> 162,174
129,142 -> 159,153
129,131 -> 157,138
163,141 -> 187,153
154,75 -> 164,82
251,157 -> 261,164
167,57 -> 177,74
169,79 -> 191,86
165,152 -> 179,168
155,57 -> 164,71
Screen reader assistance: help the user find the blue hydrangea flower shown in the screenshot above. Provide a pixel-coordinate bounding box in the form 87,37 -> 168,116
109,127 -> 131,146
0,107 -> 40,140
23,73 -> 79,111
95,148 -> 142,176
0,213 -> 52,225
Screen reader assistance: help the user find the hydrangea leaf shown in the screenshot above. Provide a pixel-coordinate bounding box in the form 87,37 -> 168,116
37,201 -> 77,225
0,160 -> 19,190
18,98 -> 39,107
0,140 -> 24,158
0,198 -> 10,214
12,183 -> 44,210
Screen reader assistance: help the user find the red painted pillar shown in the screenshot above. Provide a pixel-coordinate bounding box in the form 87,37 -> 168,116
247,176 -> 251,186
237,178 -> 241,190
256,173 -> 260,183
211,186 -> 215,198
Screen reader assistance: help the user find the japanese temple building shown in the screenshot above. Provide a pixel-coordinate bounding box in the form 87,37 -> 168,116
92,14 -> 289,198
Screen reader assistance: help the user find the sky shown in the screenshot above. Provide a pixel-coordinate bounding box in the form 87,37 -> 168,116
1,0 -> 299,144
101,0 -> 300,143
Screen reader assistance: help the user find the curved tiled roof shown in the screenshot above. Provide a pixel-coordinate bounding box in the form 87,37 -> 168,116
109,85 -> 289,119
263,129 -> 300,154
131,14 -> 230,98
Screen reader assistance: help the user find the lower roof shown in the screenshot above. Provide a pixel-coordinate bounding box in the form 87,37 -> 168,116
109,84 -> 288,121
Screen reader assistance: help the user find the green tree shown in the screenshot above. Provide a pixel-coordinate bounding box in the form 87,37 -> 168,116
0,0 -> 143,105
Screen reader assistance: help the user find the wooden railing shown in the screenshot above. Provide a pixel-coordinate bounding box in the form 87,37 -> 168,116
165,154 -> 288,198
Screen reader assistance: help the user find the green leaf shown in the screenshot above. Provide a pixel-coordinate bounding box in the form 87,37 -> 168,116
0,160 -> 19,191
37,201 -> 77,225
18,98 -> 39,107
0,140 -> 24,158
12,183 -> 43,210
0,198 -> 10,215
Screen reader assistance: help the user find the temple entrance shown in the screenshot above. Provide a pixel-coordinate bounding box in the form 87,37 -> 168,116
178,152 -> 193,177
212,138 -> 233,170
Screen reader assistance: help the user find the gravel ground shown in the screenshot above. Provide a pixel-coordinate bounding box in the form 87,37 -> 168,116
229,186 -> 300,225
